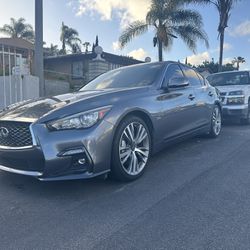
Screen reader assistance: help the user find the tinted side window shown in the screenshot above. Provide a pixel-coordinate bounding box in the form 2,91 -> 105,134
181,66 -> 202,87
163,64 -> 185,87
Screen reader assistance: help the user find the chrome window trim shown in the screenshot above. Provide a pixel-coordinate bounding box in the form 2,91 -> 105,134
159,63 -> 172,89
0,165 -> 42,177
159,63 -> 187,89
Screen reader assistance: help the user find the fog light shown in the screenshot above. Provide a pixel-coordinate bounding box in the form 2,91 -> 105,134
60,148 -> 85,156
78,158 -> 86,165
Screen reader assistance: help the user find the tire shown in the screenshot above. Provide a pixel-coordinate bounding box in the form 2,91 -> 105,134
240,104 -> 250,125
111,116 -> 152,182
208,105 -> 222,138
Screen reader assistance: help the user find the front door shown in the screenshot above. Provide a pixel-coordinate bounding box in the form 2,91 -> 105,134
158,63 -> 198,141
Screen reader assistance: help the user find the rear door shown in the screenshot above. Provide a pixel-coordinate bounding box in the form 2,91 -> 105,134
180,65 -> 211,128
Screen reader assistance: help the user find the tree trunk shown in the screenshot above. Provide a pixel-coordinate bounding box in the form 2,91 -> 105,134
158,39 -> 163,62
62,39 -> 66,54
218,29 -> 225,72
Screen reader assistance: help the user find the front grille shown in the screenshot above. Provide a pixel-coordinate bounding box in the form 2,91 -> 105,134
220,92 -> 227,96
0,121 -> 33,148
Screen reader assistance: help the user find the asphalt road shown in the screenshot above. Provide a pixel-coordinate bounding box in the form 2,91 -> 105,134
1,123 -> 250,250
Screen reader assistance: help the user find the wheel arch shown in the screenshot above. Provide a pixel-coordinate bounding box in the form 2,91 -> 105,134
112,109 -> 155,149
214,100 -> 222,111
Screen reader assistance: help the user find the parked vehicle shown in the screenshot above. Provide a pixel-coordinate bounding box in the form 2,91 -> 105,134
207,71 -> 250,124
0,62 -> 222,181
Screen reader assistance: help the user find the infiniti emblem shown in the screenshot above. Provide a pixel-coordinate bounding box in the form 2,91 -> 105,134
0,127 -> 9,138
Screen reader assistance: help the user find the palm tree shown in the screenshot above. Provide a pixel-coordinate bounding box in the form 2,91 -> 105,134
232,56 -> 246,70
119,0 -> 209,61
71,43 -> 82,54
208,0 -> 239,72
0,18 -> 34,42
83,42 -> 91,53
60,22 -> 81,54
45,44 -> 59,56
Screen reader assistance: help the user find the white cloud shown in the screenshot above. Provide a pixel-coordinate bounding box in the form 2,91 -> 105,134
112,41 -> 120,52
210,43 -> 232,53
128,48 -> 147,60
186,52 -> 210,65
229,20 -> 250,37
223,43 -> 232,51
75,0 -> 151,29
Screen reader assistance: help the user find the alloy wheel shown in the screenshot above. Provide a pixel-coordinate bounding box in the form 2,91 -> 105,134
212,106 -> 222,136
119,122 -> 150,176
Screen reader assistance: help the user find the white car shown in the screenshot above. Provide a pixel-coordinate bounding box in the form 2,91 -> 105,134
207,71 -> 250,124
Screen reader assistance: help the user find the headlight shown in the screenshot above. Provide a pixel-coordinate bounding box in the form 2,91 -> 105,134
47,106 -> 111,131
228,90 -> 244,96
227,97 -> 245,105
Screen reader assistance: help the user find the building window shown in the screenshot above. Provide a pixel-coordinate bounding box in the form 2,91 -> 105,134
72,61 -> 84,79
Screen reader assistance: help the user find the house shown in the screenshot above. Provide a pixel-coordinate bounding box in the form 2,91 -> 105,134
0,38 -> 35,75
44,45 -> 143,90
0,37 -> 144,93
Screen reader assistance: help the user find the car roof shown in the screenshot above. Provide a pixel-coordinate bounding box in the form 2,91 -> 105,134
124,61 -> 182,68
208,70 -> 250,76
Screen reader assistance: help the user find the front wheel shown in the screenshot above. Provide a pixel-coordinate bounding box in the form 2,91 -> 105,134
209,105 -> 222,138
111,116 -> 151,181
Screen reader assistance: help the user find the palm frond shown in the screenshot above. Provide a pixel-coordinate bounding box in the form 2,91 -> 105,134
0,24 -> 15,36
119,21 -> 149,48
175,0 -> 210,5
67,37 -> 82,47
172,24 -> 209,52
169,9 -> 203,27
0,17 -> 34,40
21,30 -> 35,41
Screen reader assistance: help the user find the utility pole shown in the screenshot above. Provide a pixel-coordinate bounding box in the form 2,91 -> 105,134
34,0 -> 45,97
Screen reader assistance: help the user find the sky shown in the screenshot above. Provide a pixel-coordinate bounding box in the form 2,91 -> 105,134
0,0 -> 249,70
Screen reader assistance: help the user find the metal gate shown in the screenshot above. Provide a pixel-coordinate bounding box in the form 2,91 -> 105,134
0,45 -> 25,109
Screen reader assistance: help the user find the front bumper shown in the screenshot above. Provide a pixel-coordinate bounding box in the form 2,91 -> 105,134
0,165 -> 42,177
0,120 -> 114,181
222,104 -> 248,119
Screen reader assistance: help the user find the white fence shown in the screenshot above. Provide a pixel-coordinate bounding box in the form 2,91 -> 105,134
0,45 -> 39,110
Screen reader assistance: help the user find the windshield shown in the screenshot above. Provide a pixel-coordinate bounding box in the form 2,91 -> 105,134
80,63 -> 164,91
207,72 -> 250,86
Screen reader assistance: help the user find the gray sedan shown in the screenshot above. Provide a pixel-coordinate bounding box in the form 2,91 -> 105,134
0,61 -> 222,181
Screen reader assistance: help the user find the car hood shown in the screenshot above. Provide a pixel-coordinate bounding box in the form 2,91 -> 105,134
0,88 -> 149,123
215,85 -> 250,94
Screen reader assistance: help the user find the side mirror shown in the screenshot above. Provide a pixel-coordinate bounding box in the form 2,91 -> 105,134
168,77 -> 189,89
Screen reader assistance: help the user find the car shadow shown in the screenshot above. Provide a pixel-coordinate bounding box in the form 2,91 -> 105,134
222,118 -> 245,126
0,170 -> 129,202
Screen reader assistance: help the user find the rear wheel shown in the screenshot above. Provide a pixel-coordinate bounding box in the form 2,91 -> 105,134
209,105 -> 222,138
111,116 -> 151,181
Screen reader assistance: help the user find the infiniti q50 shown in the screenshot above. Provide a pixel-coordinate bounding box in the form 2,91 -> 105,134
0,62 -> 222,181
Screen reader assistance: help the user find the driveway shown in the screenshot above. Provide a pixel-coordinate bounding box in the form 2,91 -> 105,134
1,123 -> 250,249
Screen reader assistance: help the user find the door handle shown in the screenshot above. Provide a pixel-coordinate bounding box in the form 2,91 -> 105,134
208,91 -> 213,97
188,94 -> 195,101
